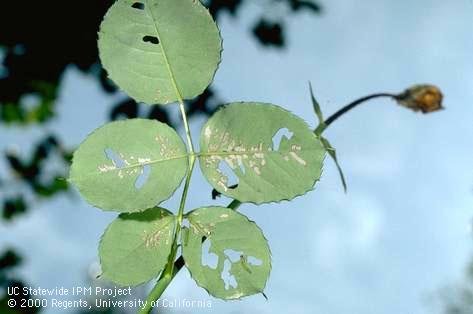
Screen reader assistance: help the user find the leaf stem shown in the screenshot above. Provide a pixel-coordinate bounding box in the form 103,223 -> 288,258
140,101 -> 196,314
176,102 -> 196,225
138,271 -> 175,314
179,102 -> 195,155
322,93 -> 396,131
167,102 -> 195,277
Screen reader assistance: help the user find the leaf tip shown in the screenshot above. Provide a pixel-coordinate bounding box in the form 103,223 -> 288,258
261,291 -> 269,301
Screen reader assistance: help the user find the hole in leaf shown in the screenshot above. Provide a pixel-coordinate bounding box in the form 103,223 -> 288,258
217,160 -> 239,189
143,35 -> 160,45
134,164 -> 151,189
103,148 -> 151,190
210,127 -> 302,195
201,238 -> 218,269
105,148 -> 126,168
224,249 -> 243,263
224,249 -> 262,270
131,2 -> 145,10
221,259 -> 238,290
247,256 -> 263,266
272,128 -> 294,151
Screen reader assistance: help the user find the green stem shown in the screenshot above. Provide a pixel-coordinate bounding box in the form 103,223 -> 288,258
163,153 -> 195,276
141,102 -> 196,314
165,102 -> 196,278
176,103 -> 196,225
179,102 -> 195,155
167,102 -> 196,273
137,271 -> 174,314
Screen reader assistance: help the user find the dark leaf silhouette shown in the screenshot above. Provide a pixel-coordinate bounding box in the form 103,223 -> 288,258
253,19 -> 285,47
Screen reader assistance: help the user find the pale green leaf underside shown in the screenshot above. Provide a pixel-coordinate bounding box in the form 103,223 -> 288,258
98,0 -> 222,105
199,103 -> 325,204
99,207 -> 176,286
69,119 -> 188,212
182,207 -> 271,300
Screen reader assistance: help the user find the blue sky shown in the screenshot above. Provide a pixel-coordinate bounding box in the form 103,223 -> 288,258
1,0 -> 473,313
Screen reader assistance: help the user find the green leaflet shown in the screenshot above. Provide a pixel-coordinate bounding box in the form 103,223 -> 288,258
98,0 -> 222,105
69,119 -> 187,212
182,207 -> 271,299
199,103 -> 325,204
99,207 -> 176,286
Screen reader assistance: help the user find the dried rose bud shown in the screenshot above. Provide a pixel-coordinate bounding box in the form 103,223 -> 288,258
395,84 -> 444,113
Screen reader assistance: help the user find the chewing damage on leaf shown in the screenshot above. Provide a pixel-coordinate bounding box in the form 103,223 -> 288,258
199,103 -> 325,204
100,148 -> 152,189
69,119 -> 188,212
97,0 -> 222,105
206,126 -> 307,192
142,220 -> 173,248
182,207 -> 271,299
99,207 -> 176,286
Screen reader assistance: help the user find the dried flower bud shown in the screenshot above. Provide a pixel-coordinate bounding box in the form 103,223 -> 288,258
395,84 -> 443,113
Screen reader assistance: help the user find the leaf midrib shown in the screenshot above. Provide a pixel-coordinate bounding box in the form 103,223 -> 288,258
73,148 -> 323,180
144,0 -> 185,103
